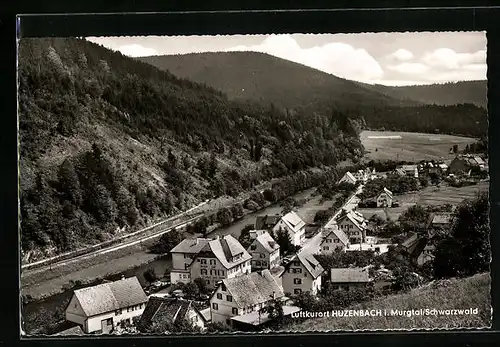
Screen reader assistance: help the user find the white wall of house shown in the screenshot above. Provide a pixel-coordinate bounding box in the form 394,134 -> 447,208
170,270 -> 191,284
249,242 -> 280,271
320,234 -> 347,255
186,308 -> 206,330
210,285 -> 268,326
338,219 -> 365,243
281,261 -> 321,296
339,174 -> 356,185
376,193 -> 393,207
330,282 -> 368,291
190,256 -> 251,287
273,221 -> 305,246
65,295 -> 87,327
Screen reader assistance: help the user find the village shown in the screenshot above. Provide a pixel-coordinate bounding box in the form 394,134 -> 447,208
53,152 -> 488,335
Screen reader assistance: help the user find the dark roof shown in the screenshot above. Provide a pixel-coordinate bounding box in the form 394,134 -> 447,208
198,235 -> 251,269
252,232 -> 279,253
138,297 -> 204,331
170,238 -> 211,254
53,326 -> 84,336
255,215 -> 281,230
72,277 -> 148,317
221,269 -> 284,308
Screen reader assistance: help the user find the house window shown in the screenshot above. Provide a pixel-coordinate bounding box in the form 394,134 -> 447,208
296,268 -> 302,274
217,293 -> 223,300
256,261 -> 261,266
304,272 -> 307,278
197,259 -> 200,262
250,245 -> 256,250
201,259 -> 207,264
115,309 -> 122,315
227,295 -> 233,302
221,283 -> 226,291
184,263 -> 189,270
212,303 -> 218,310
294,288 -> 302,294
220,270 -> 225,276
210,259 -> 216,265
294,278 -> 302,284
105,318 -> 113,326
262,261 -> 267,267
232,308 -> 238,315
226,319 -> 231,325
201,269 -> 207,275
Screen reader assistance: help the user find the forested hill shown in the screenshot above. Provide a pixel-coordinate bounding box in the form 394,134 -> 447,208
138,51 -> 418,110
360,81 -> 487,108
138,52 -> 487,137
18,38 -> 363,260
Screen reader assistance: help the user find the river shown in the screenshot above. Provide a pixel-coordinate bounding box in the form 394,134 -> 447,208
23,187 -> 332,334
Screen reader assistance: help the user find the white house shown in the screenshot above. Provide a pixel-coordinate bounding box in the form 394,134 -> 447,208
319,225 -> 350,254
376,187 -> 393,208
330,267 -> 371,291
336,210 -> 369,244
209,269 -> 284,326
65,276 -> 148,334
281,251 -> 324,296
189,235 -> 252,287
138,297 -> 207,332
170,238 -> 212,284
338,171 -> 357,185
353,169 -> 369,183
273,211 -> 306,246
401,165 -> 419,178
247,231 -> 280,271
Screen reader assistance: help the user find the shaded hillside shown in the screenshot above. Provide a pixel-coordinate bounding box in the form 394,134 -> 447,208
18,38 -> 363,260
138,52 -> 417,110
361,81 -> 487,108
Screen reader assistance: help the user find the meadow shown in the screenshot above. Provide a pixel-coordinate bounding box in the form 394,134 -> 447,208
289,272 -> 491,331
360,130 -> 478,161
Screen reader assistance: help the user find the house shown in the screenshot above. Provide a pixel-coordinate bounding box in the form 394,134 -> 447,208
330,267 -> 371,291
338,171 -> 357,185
427,213 -> 453,238
255,214 -> 281,231
272,211 -> 306,246
209,269 -> 284,326
336,210 -> 368,244
170,238 -> 211,284
417,244 -> 436,266
319,225 -> 350,254
281,251 -> 324,296
137,297 -> 207,332
247,231 -> 280,271
189,235 -> 252,286
353,169 -> 369,183
401,165 -> 419,178
376,187 -> 393,208
52,325 -> 85,336
400,233 -> 428,264
394,168 -> 406,177
65,276 -> 148,334
448,155 -> 486,175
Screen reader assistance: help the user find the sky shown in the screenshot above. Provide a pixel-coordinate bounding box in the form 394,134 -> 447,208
87,32 -> 487,86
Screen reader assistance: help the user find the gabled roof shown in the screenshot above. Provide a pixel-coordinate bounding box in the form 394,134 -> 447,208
378,187 -> 393,199
220,269 -> 284,308
402,165 -> 418,171
53,325 -> 84,336
170,238 -> 211,254
255,215 -> 281,230
138,297 -> 205,331
287,251 -> 324,279
401,232 -> 419,249
198,235 -> 252,269
269,265 -> 285,278
340,171 -> 357,183
474,156 -> 486,165
322,225 -> 349,246
252,232 -> 279,253
337,210 -> 367,232
72,277 -> 148,317
330,268 -> 370,283
281,212 -> 306,234
394,168 -> 406,176
432,213 -> 453,225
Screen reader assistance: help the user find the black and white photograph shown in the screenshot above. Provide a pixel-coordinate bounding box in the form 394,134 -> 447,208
18,30 -> 491,336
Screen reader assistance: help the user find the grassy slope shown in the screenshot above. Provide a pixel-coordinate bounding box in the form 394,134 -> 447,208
138,52 -> 416,110
289,273 -> 491,331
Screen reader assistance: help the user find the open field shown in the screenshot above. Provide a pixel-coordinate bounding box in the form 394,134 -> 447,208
289,272 -> 491,331
360,130 -> 478,162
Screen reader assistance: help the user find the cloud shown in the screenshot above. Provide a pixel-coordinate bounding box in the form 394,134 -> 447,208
117,44 -> 159,57
224,34 -> 384,83
386,62 -> 430,75
422,48 -> 486,70
388,48 -> 414,61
